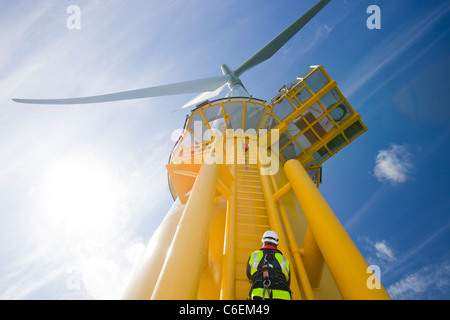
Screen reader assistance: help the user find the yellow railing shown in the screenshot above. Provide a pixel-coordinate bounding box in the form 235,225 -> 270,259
267,171 -> 315,300
276,159 -> 391,300
171,139 -> 214,164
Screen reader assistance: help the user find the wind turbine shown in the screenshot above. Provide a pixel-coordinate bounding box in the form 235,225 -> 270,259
13,0 -> 391,300
13,0 -> 331,111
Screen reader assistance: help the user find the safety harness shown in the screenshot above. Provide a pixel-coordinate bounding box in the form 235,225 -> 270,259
249,249 -> 291,300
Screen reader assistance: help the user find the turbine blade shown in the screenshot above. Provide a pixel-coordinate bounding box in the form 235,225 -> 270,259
234,0 -> 331,77
12,75 -> 232,105
173,83 -> 227,112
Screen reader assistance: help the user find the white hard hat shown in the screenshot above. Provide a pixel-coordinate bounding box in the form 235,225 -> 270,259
262,230 -> 279,245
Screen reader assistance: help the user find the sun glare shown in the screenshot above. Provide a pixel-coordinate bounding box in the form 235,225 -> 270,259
41,159 -> 121,231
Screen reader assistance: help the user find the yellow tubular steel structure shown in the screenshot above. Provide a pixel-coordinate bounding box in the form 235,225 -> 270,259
122,199 -> 185,299
123,65 -> 390,300
284,159 -> 391,300
266,170 -> 323,295
302,227 -> 325,288
151,162 -> 221,299
259,171 -> 303,300
268,172 -> 315,300
220,162 -> 237,299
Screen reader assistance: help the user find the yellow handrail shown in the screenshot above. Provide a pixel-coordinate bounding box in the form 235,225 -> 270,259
268,173 -> 315,300
151,162 -> 221,299
220,137 -> 237,299
284,159 -> 391,300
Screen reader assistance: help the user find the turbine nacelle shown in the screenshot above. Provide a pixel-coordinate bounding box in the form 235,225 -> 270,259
221,64 -> 249,98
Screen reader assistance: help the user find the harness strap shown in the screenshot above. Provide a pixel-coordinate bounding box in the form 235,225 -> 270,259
262,279 -> 272,300
249,267 -> 290,299
248,249 -> 291,300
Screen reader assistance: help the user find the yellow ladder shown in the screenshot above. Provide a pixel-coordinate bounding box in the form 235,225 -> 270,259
234,161 -> 269,300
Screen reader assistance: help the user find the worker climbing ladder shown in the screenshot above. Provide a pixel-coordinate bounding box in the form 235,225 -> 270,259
234,161 -> 267,299
231,136 -> 302,300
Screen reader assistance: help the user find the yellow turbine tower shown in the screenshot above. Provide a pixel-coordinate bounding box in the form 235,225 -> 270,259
122,66 -> 391,300
12,1 -> 391,300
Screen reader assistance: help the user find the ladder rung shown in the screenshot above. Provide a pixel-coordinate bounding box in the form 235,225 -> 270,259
237,190 -> 264,195
236,234 -> 261,239
236,212 -> 268,218
236,172 -> 260,176
237,197 -> 265,202
237,187 -> 263,190
236,189 -> 263,194
236,205 -> 267,210
237,170 -> 259,178
236,246 -> 259,253
237,179 -> 260,182
236,178 -> 260,182
237,184 -> 263,188
237,222 -> 270,228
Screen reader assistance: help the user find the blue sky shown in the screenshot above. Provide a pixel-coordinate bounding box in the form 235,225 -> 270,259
0,0 -> 449,300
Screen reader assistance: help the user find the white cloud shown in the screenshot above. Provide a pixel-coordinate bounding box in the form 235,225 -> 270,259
388,262 -> 450,300
374,144 -> 414,185
359,225 -> 450,299
375,240 -> 396,262
388,272 -> 429,298
360,237 -> 396,266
